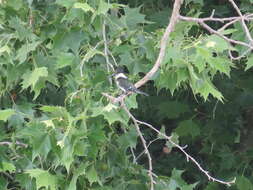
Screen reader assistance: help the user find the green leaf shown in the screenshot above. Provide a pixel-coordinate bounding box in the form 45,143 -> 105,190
6,0 -> 23,10
124,6 -> 147,29
0,162 -> 16,172
82,48 -> 103,63
193,55 -> 206,72
97,0 -> 113,15
8,17 -> 34,41
164,46 -> 183,63
157,101 -> 189,119
16,173 -> 36,190
205,35 -> 232,52
73,2 -> 94,12
207,57 -> 231,76
175,120 -> 200,138
236,176 -> 252,190
0,45 -> 11,55
117,126 -> 138,150
68,163 -> 88,190
0,109 -> 15,121
53,29 -> 88,54
32,133 -> 52,161
103,108 -> 129,125
56,52 -> 75,69
203,183 -> 219,190
92,104 -> 129,125
168,169 -> 184,189
86,166 -> 99,185
191,77 -> 223,102
21,67 -> 48,89
26,169 -> 57,190
181,183 -> 198,190
56,0 -> 76,8
156,70 -> 178,94
60,141 -> 75,172
158,125 -> 166,139
125,94 -> 138,109
245,55 -> 253,71
18,121 -> 52,160
166,133 -> 179,149
219,29 -> 237,35
40,105 -> 68,116
16,41 -> 41,63
196,46 -> 212,58
0,176 -> 8,189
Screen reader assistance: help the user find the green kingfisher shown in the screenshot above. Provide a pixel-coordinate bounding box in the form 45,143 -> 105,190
112,66 -> 149,96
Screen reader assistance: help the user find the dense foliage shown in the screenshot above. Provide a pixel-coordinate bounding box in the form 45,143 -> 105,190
0,0 -> 253,189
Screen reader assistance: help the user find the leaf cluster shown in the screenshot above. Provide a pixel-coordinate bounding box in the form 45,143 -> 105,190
0,0 -> 253,189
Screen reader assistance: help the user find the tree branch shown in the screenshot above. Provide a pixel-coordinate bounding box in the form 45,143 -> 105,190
0,141 -> 28,148
179,15 -> 253,49
135,0 -> 183,88
122,102 -> 155,190
123,108 -> 236,186
228,0 -> 253,44
102,0 -> 183,103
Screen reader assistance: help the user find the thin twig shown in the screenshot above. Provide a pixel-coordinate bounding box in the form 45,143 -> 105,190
80,41 -> 103,77
0,141 -> 28,148
123,108 -> 236,186
122,127 -> 137,163
102,19 -> 114,73
179,14 -> 253,23
102,0 -> 183,103
228,0 -> 253,44
218,18 -> 241,31
122,102 -> 155,190
179,15 -> 253,49
135,0 -> 183,89
228,49 -> 251,60
135,138 -> 160,161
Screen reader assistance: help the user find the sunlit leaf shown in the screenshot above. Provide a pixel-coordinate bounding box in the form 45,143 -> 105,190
0,162 -> 16,172
21,67 -> 48,89
245,55 -> 253,71
73,2 -> 94,12
26,169 -> 57,190
0,109 -> 15,121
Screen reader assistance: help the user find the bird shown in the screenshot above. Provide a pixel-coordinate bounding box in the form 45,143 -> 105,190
112,66 -> 149,96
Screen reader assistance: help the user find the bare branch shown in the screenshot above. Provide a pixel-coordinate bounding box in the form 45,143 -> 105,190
122,103 -> 156,190
103,92 -> 236,187
218,18 -> 241,32
135,0 -> 183,88
102,0 -> 183,103
228,0 -> 253,44
179,14 -> 253,23
179,15 -> 253,49
228,49 -> 251,60
102,20 -> 115,73
127,113 -> 236,186
0,141 -> 28,148
136,138 -> 160,161
122,127 -> 137,163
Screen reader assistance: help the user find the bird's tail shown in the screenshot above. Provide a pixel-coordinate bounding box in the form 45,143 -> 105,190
134,88 -> 149,96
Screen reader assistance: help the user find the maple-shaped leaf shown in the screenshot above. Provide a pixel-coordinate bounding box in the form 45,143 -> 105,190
26,169 -> 57,190
21,67 -> 48,89
86,166 -> 101,185
124,6 -> 148,29
245,55 -> 253,71
0,109 -> 15,121
16,41 -> 41,63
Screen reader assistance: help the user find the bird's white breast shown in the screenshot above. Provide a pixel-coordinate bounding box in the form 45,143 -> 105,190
114,73 -> 128,80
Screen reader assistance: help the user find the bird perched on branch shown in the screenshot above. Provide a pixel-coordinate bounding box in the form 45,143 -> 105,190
112,66 -> 149,96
